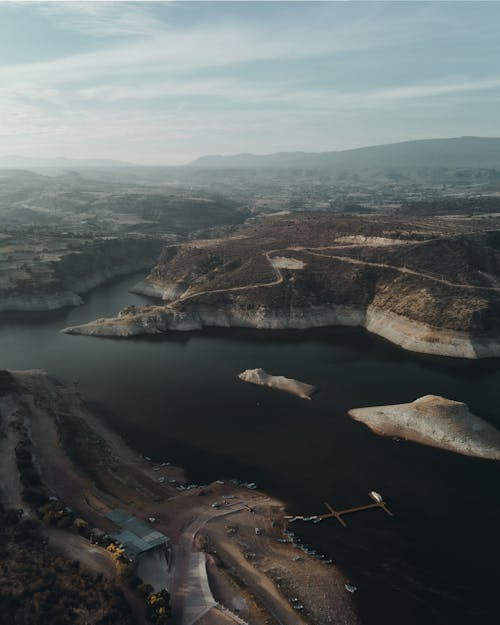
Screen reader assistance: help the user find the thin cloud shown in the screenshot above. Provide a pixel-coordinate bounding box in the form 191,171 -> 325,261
35,1 -> 170,38
0,1 -> 499,162
73,75 -> 500,110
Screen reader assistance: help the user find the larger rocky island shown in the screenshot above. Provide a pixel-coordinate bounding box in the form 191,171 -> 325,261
349,395 -> 500,460
62,213 -> 500,358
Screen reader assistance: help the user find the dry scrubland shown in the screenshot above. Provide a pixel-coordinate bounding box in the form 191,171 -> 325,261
0,236 -> 164,312
139,213 -> 500,332
64,213 -> 500,357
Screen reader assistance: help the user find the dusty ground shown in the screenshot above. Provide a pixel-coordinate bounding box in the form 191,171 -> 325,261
206,553 -> 272,625
3,369 -> 359,625
44,527 -> 117,579
0,395 -> 24,510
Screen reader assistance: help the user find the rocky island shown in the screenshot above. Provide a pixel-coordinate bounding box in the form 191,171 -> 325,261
62,213 -> 500,358
349,395 -> 500,460
238,368 -> 316,399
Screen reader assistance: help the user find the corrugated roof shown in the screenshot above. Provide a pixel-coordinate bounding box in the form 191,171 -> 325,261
107,509 -> 169,558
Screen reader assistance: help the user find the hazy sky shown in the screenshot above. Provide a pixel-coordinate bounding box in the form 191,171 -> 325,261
1,1 -> 499,165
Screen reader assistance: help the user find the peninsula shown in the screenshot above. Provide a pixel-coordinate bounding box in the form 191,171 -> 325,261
62,213 -> 500,359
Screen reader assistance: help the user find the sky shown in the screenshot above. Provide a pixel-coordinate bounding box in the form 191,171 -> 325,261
0,0 -> 500,165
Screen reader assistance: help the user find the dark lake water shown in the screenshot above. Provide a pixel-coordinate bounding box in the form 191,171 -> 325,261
1,271 -> 499,625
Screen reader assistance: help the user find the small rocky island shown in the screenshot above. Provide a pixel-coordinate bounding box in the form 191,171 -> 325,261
349,395 -> 500,460
238,368 -> 316,400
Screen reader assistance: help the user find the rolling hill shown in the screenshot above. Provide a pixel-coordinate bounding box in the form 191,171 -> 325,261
189,137 -> 500,171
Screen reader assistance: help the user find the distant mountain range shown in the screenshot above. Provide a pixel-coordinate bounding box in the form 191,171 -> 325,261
189,137 -> 500,170
0,155 -> 136,169
4,137 -> 500,173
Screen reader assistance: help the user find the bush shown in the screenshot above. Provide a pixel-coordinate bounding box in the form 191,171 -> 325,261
137,583 -> 154,597
20,467 -> 42,487
56,516 -> 73,530
22,487 -> 49,506
128,575 -> 142,588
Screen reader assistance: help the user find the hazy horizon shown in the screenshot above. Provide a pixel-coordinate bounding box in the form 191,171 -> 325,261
0,134 -> 498,169
1,1 -> 500,165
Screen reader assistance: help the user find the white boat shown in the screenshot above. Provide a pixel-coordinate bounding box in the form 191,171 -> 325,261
369,491 -> 383,503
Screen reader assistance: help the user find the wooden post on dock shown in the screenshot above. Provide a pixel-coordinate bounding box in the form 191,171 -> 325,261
304,492 -> 393,527
323,502 -> 347,527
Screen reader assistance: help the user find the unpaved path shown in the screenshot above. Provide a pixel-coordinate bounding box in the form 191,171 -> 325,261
170,499 -> 309,625
300,247 -> 500,292
175,250 -> 284,306
165,243 -> 500,309
45,527 -> 117,578
170,504 -> 247,625
173,501 -> 309,625
204,528 -> 306,625
8,373 -> 357,625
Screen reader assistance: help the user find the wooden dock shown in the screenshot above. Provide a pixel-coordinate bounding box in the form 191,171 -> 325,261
287,491 -> 393,527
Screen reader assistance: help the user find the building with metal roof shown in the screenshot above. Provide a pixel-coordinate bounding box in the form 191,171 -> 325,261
107,509 -> 170,561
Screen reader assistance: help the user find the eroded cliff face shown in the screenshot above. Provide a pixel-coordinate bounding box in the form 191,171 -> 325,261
61,299 -> 500,358
61,214 -> 500,358
0,291 -> 84,312
1,238 -> 163,312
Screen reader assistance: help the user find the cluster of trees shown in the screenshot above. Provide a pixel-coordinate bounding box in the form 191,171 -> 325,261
146,589 -> 172,624
37,500 -> 79,531
399,196 -> 500,216
14,425 -> 50,507
0,503 -> 134,625
0,370 -> 16,397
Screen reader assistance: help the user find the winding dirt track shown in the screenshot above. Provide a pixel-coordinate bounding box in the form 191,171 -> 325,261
165,244 -> 500,310
170,504 -> 247,625
170,499 -> 309,625
174,250 -> 284,306
300,247 -> 500,292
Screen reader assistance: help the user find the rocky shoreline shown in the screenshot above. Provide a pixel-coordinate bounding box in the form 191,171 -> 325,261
61,301 -> 500,359
0,291 -> 84,313
0,259 -> 156,313
128,278 -> 182,301
1,368 -> 359,625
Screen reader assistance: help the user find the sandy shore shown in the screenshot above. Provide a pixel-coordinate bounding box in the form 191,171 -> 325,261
3,369 -> 360,625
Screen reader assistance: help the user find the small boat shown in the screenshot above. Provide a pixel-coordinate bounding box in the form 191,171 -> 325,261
345,583 -> 358,593
369,491 -> 383,503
